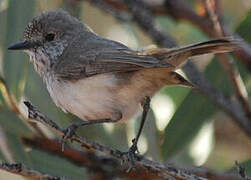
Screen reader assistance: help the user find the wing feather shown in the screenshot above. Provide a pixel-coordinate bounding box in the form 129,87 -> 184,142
54,34 -> 172,80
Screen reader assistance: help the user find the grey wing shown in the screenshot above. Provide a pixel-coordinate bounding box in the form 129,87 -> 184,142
53,34 -> 172,80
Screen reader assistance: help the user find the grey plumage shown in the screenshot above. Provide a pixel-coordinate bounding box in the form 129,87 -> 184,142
8,9 -> 240,122
54,33 -> 173,80
8,9 -> 241,160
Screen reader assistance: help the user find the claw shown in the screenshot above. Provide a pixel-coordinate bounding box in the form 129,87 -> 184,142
61,123 -> 78,151
61,138 -> 67,152
120,96 -> 150,171
121,142 -> 141,172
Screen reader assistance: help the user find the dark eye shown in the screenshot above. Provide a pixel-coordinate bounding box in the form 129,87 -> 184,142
45,33 -> 55,42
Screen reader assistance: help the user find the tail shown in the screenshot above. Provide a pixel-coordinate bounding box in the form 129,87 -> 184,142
145,37 -> 241,68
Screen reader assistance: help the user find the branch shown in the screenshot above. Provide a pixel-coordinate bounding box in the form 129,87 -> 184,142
203,0 -> 251,121
23,136 -> 159,180
84,0 -> 177,47
23,101 -> 207,180
0,161 -> 66,180
23,136 -> 250,180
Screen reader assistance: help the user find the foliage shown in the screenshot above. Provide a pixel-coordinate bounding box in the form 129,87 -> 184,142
0,0 -> 250,179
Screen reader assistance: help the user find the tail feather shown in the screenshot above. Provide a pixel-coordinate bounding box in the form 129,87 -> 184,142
146,37 -> 241,68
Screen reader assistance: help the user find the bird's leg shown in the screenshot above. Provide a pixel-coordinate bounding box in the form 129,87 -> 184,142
121,96 -> 151,171
61,113 -> 122,151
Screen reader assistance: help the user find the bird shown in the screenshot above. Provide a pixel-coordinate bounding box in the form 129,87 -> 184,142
8,9 -> 239,167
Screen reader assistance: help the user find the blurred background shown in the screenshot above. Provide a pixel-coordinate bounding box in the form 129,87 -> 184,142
0,0 -> 251,179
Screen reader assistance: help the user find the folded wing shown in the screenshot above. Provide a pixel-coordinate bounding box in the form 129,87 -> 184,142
54,33 -> 173,80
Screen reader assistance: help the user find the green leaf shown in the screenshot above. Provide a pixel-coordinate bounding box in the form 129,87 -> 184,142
238,161 -> 251,176
161,86 -> 191,108
0,109 -> 31,135
156,16 -> 206,44
29,149 -> 87,180
0,8 -> 7,48
2,0 -> 35,99
0,9 -> 7,104
6,132 -> 33,166
142,109 -> 161,160
235,10 -> 251,79
236,11 -> 251,43
161,10 -> 251,159
0,151 -> 6,161
0,109 -> 33,166
162,59 -> 232,158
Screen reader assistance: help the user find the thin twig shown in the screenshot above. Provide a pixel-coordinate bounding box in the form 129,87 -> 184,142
23,101 -> 207,180
203,0 -> 251,121
0,161 -> 67,180
23,136 -> 159,180
181,165 -> 247,180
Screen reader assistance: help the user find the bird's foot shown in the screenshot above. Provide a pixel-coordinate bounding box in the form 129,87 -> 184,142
60,119 -> 113,151
61,123 -> 80,151
121,139 -> 142,172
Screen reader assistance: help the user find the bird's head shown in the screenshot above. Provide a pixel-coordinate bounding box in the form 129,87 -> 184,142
8,9 -> 92,76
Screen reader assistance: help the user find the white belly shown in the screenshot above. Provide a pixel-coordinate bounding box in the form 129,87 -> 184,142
45,73 -> 141,121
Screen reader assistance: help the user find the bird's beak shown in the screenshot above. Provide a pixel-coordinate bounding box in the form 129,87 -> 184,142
8,41 -> 35,50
